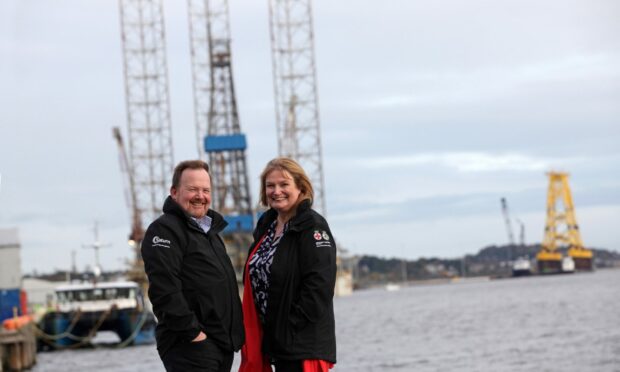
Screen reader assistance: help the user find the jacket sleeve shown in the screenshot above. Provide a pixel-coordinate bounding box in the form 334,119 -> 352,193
142,220 -> 201,342
289,225 -> 337,331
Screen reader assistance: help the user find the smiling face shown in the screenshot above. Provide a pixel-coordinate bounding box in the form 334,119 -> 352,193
265,169 -> 302,218
170,168 -> 211,218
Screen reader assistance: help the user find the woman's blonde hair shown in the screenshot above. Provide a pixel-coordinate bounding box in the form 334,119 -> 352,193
259,157 -> 314,207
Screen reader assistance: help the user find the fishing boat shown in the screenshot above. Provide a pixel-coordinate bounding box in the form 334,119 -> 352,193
37,280 -> 155,350
512,257 -> 532,277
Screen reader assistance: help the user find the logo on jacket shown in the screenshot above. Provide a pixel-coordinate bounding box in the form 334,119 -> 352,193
152,236 -> 171,248
313,230 -> 332,248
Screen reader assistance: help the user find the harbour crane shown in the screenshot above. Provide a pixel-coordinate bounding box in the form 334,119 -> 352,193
500,197 -> 516,261
112,127 -> 144,282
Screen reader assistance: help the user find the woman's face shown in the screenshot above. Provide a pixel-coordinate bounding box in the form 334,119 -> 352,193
265,169 -> 301,217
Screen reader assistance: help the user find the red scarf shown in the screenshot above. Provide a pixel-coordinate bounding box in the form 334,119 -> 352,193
239,236 -> 334,372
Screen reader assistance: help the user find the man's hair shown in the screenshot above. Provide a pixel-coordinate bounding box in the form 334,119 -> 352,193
171,160 -> 210,189
259,157 -> 314,207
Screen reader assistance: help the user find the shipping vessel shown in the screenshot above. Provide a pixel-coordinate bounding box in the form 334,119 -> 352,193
37,281 -> 155,350
511,257 -> 532,277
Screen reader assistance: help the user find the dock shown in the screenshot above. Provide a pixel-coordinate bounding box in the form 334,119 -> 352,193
0,323 -> 37,371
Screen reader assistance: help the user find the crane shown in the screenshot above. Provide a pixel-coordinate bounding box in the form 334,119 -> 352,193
500,197 -> 516,261
112,127 -> 144,258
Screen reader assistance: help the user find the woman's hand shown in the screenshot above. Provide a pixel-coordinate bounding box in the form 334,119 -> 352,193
191,331 -> 207,342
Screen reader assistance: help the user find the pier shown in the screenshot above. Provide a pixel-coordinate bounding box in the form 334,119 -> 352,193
0,323 -> 37,371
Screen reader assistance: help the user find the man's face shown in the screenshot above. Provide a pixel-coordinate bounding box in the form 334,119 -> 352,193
170,168 -> 211,218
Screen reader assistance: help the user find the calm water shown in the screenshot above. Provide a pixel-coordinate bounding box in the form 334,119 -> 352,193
33,269 -> 620,371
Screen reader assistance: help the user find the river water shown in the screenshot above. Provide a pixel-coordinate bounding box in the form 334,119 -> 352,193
33,269 -> 620,371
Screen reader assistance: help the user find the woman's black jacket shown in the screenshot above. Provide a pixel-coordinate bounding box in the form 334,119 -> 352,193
142,196 -> 244,357
249,200 -> 337,363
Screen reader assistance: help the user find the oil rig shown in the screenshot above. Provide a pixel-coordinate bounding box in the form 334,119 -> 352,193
536,171 -> 593,274
114,0 -> 175,297
187,0 -> 254,279
112,0 -> 351,294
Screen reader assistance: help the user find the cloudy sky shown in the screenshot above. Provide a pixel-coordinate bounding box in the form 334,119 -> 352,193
1,0 -> 619,274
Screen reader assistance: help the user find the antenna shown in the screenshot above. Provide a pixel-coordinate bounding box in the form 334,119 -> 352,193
82,221 -> 111,275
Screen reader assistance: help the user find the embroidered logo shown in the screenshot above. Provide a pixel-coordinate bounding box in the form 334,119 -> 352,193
152,236 -> 171,248
313,231 -> 322,240
322,231 -> 330,240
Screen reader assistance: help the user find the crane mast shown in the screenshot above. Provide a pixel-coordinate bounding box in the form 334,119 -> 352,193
500,197 -> 516,262
117,0 -> 174,288
187,0 -> 254,278
268,0 -> 326,215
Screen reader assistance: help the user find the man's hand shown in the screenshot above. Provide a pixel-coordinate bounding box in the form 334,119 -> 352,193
191,331 -> 207,342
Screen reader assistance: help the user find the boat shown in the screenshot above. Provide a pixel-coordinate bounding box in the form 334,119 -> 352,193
37,280 -> 156,350
385,283 -> 401,291
561,256 -> 575,274
512,257 -> 532,277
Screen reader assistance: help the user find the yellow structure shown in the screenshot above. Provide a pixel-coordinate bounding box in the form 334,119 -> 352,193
537,172 -> 593,273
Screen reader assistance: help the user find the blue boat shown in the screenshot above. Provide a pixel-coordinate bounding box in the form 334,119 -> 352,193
38,281 -> 155,350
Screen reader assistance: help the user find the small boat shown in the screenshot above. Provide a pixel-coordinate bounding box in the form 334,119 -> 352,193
512,257 -> 532,277
561,256 -> 575,274
37,281 -> 156,350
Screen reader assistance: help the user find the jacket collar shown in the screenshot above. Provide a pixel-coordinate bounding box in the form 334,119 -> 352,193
255,199 -> 314,238
162,195 -> 228,234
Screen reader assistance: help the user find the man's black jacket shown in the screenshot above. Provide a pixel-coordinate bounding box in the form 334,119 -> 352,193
142,196 -> 244,357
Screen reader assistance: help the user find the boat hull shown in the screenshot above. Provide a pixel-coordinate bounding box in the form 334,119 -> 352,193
38,307 -> 155,350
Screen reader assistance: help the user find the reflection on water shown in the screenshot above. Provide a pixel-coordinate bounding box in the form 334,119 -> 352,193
34,269 -> 620,371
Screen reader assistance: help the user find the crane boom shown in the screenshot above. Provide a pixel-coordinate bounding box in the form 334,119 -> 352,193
500,197 -> 516,246
112,127 -> 144,247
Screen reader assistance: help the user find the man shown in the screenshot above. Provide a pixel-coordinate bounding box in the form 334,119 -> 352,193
142,160 -> 244,372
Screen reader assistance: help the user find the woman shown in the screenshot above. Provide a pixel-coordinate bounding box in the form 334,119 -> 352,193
240,157 -> 337,372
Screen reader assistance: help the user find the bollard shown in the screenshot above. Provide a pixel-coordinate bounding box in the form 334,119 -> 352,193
8,342 -> 21,371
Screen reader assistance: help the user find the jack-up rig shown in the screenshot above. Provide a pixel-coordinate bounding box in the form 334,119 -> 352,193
268,0 -> 326,215
115,0 -> 174,294
536,172 -> 593,273
268,0 -> 352,295
187,0 -> 254,279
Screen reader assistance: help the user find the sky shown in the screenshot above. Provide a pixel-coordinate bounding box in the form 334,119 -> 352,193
1,0 -> 619,274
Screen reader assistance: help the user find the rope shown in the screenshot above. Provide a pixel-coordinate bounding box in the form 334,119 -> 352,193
32,309 -> 83,340
114,308 -> 151,348
34,306 -> 153,350
35,307 -> 113,350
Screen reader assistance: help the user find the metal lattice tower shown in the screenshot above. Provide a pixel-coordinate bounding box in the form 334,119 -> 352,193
118,0 -> 174,226
118,0 -> 174,286
187,0 -> 253,277
538,172 -> 592,270
187,0 -> 210,160
268,0 -> 326,215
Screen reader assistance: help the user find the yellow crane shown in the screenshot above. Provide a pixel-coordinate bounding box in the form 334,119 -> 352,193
537,171 -> 593,273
